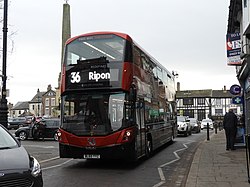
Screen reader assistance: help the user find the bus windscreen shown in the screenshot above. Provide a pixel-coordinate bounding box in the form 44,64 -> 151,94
61,92 -> 132,136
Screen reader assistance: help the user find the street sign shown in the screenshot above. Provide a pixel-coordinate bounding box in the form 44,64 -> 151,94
232,96 -> 243,104
230,84 -> 241,95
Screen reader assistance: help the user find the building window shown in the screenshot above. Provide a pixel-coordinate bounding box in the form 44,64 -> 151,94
197,109 -> 205,121
215,99 -> 221,105
32,105 -> 35,110
183,98 -> 193,105
51,98 -> 56,106
45,108 -> 50,116
183,109 -> 194,118
45,98 -> 49,106
197,98 -> 205,105
215,109 -> 223,116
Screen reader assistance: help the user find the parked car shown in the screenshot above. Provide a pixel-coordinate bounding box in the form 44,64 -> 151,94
189,118 -> 201,133
0,124 -> 43,186
7,117 -> 26,130
7,116 -> 34,130
15,118 -> 60,141
177,116 -> 192,136
201,119 -> 213,130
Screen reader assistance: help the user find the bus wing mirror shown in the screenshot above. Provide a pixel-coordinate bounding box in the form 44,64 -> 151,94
129,86 -> 136,101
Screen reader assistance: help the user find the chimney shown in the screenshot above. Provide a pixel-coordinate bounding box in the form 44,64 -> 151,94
47,84 -> 52,91
177,82 -> 180,91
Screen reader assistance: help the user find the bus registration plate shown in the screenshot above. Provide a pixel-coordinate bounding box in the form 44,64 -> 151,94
83,154 -> 100,159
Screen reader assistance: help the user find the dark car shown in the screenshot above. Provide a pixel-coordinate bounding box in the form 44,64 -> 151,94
7,116 -> 34,130
7,117 -> 27,130
0,124 -> 43,186
189,118 -> 201,133
15,118 -> 60,141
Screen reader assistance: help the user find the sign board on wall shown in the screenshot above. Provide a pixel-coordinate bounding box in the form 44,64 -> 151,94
232,96 -> 243,105
230,84 -> 241,95
226,33 -> 241,66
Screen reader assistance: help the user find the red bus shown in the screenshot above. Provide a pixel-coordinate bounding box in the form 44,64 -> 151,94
58,31 -> 177,161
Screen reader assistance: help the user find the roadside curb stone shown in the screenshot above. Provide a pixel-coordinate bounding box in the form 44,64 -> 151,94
185,130 -> 248,187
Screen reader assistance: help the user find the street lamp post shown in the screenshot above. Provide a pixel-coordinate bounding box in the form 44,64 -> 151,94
0,0 -> 8,128
37,89 -> 40,116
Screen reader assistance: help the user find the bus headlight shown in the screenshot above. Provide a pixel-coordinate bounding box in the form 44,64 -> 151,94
126,131 -> 131,137
122,130 -> 133,142
57,131 -> 61,137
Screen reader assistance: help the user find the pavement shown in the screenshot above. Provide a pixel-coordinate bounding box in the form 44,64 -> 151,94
185,130 -> 250,187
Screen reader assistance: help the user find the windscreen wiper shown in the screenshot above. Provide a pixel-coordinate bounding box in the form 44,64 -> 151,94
77,56 -> 109,64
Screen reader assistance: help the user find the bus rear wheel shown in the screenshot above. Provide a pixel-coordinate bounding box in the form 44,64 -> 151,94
145,137 -> 152,158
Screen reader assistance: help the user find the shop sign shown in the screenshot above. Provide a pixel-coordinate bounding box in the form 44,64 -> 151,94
230,84 -> 241,95
232,96 -> 243,104
226,33 -> 241,66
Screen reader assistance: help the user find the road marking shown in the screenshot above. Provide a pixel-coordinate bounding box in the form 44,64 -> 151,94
153,140 -> 194,187
42,159 -> 73,170
23,145 -> 55,149
40,156 -> 60,163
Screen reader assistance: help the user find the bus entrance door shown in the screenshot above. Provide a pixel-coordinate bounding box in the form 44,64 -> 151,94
136,99 -> 146,156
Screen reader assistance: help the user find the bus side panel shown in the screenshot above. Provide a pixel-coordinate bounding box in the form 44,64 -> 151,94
121,62 -> 133,91
147,123 -> 174,151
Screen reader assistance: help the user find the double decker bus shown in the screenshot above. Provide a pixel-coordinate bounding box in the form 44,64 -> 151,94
58,31 -> 177,161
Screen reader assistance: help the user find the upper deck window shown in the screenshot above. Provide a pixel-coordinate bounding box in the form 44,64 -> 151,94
65,34 -> 126,65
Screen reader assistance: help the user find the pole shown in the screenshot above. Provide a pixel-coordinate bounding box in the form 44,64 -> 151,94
37,94 -> 39,116
0,0 -> 8,128
215,122 -> 217,134
207,122 -> 210,141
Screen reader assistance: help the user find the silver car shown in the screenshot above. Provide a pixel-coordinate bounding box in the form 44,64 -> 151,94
0,124 -> 43,186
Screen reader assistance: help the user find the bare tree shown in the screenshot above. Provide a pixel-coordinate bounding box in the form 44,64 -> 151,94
0,0 -> 16,57
0,0 -> 16,79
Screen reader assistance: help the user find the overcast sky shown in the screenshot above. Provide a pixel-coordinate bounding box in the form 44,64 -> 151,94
5,0 -> 237,104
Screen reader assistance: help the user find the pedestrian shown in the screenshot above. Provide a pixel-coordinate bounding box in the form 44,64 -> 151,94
38,121 -> 46,141
32,114 -> 36,122
223,109 -> 238,150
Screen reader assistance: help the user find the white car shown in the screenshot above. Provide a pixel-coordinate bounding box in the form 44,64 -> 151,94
177,116 -> 192,136
201,119 -> 213,130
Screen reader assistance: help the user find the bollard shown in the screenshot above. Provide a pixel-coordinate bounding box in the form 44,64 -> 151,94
215,123 -> 217,134
219,122 -> 222,131
207,122 -> 210,141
